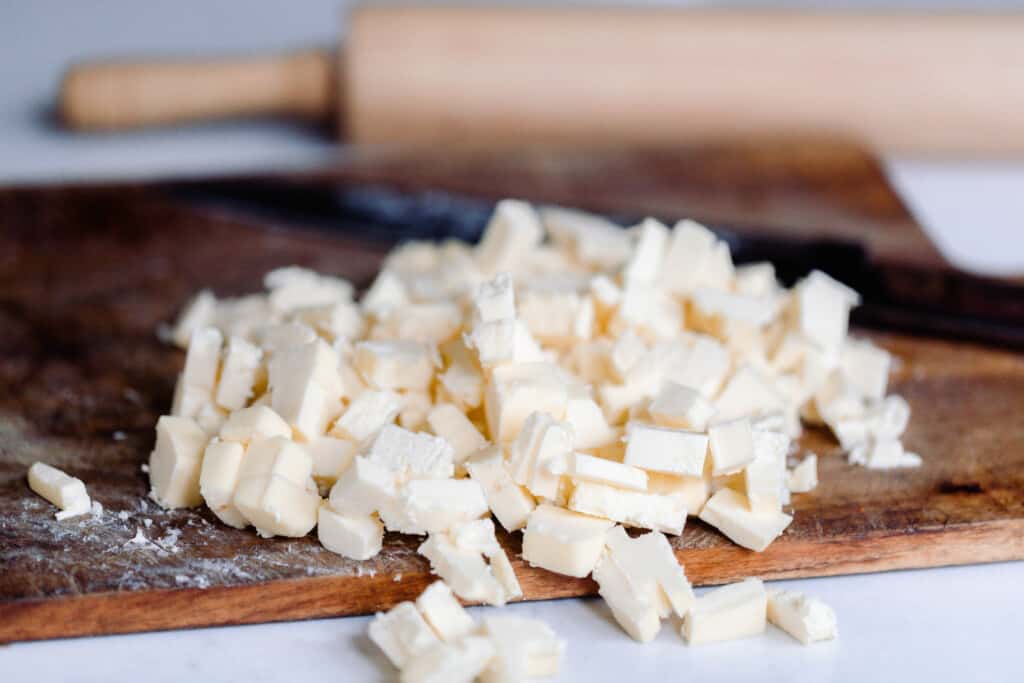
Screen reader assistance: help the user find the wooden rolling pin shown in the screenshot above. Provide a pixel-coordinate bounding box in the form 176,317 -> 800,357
60,7 -> 1024,155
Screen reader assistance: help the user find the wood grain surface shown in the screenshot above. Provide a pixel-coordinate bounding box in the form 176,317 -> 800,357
1,140 -> 1022,643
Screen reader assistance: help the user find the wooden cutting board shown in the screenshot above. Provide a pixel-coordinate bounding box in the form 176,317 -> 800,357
1,139 -> 1022,643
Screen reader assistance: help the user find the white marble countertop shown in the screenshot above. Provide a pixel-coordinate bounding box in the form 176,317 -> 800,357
2,2 -> 1023,681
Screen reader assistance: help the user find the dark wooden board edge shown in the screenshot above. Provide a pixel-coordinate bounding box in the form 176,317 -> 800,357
4,517 -> 1021,644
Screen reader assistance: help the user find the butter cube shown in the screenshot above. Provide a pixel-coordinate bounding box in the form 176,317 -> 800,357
418,531 -> 514,606
646,472 -> 710,516
568,453 -> 648,492
699,488 -> 792,551
465,447 -> 536,532
365,425 -> 455,482
306,436 -> 356,485
401,637 -> 495,683
199,439 -> 247,528
369,601 -> 441,669
481,616 -> 565,683
564,392 -> 617,449
219,405 -> 292,444
593,547 -> 662,642
569,481 -> 687,535
839,339 -> 891,401
233,474 -> 320,538
707,418 -> 756,476
382,479 -> 488,534
328,455 -> 397,516
362,269 -> 409,316
484,363 -> 568,443
682,578 -> 767,645
181,327 -> 223,395
427,403 -> 488,468
715,366 -> 784,423
415,580 -> 476,642
794,270 -> 861,352
269,339 -> 340,439
507,411 -> 572,500
622,218 -> 669,285
521,504 -> 614,578
354,340 -> 436,392
648,381 -> 717,431
624,422 -> 708,477
215,336 -> 263,411
149,415 -> 209,508
330,390 -> 402,444
472,272 -> 516,323
744,428 -> 790,513
27,462 -> 91,520
475,199 -> 544,276
767,588 -> 838,644
788,453 -> 818,493
317,504 -> 383,560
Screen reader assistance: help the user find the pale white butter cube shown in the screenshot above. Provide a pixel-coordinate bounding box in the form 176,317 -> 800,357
368,601 -> 441,669
839,339 -> 891,401
264,266 -> 353,312
401,637 -> 495,683
426,403 -> 487,468
362,269 -> 409,316
660,219 -> 732,294
624,422 -> 708,477
199,439 -> 247,528
507,411 -> 572,500
382,479 -> 488,534
170,289 -> 216,349
171,373 -> 213,421
27,462 -> 91,520
849,438 -> 922,469
238,436 -> 313,485
293,301 -> 365,342
714,365 -> 784,423
414,581 -> 475,642
465,447 -> 536,532
699,488 -> 792,552
521,504 -> 614,578
735,262 -> 777,297
609,328 -> 647,381
418,533 -> 512,606
744,428 -> 790,513
465,318 -> 516,367
317,504 -> 383,560
569,481 -> 686,535
480,615 -> 565,683
306,436 -> 356,485
371,301 -> 461,345
330,390 -> 402,443
254,322 -> 318,353
354,340 -> 436,392
669,335 -> 730,398
682,578 -> 767,645
149,415 -> 209,508
788,454 -> 818,493
475,199 -> 544,276
794,270 -> 861,352
648,381 -> 717,431
622,217 -> 669,285
767,588 -> 838,644
646,472 -> 710,516
215,336 -> 263,411
484,363 -> 568,443
472,272 -> 516,323
398,390 -> 433,431
593,548 -> 663,642
564,392 -> 617,449
541,205 -> 630,269
269,339 -> 340,439
328,455 -> 397,517
365,425 -> 454,483
707,418 -> 756,476
589,274 -> 623,311
612,527 -> 694,617
568,453 -> 648,492
181,327 -> 223,394
219,405 -> 292,444
232,474 -> 320,538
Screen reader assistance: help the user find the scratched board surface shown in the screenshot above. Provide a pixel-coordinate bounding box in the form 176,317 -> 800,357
1,140 -> 1022,643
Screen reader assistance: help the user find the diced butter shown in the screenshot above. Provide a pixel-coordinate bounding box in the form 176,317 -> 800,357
793,270 -> 860,352
401,637 -> 495,683
148,415 -> 209,508
219,405 -> 292,444
362,269 -> 409,317
744,428 -> 790,513
181,327 -> 223,396
624,422 -> 708,477
714,365 -> 784,423
365,425 -> 455,483
567,453 -> 648,492
682,578 -> 767,645
707,418 -> 756,476
414,580 -> 475,643
593,546 -> 662,642
427,403 -> 487,469
849,438 -> 922,469
306,436 -> 356,486
484,363 -> 568,443
233,474 -> 320,538
264,266 -> 353,312
564,391 -> 617,449
646,472 -> 709,516
648,381 -> 717,431
465,446 -> 536,532
369,601 -> 441,669
418,526 -> 517,606
330,390 -> 402,444
569,481 -> 686,535
480,616 -> 566,683
317,504 -> 383,560
622,218 -> 669,285
382,479 -> 488,534
507,412 -> 572,500
788,454 -> 818,493
329,455 -> 397,517
255,322 -> 318,353
767,588 -> 838,644
475,199 -> 544,276
199,439 -> 247,528
355,340 -> 436,392
839,339 -> 891,401
699,488 -> 792,552
269,339 -> 340,440
215,336 -> 263,411
170,289 -> 216,349
521,503 -> 614,578
27,462 -> 91,520
472,272 -> 516,323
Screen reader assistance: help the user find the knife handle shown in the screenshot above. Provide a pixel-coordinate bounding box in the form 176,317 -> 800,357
60,50 -> 334,130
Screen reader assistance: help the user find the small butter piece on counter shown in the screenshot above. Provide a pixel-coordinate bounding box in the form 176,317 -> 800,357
507,411 -> 572,500
232,437 -> 320,538
743,428 -> 790,513
465,446 -> 536,532
365,425 -> 455,483
788,453 -> 819,493
355,340 -> 436,392
567,452 -> 648,492
474,199 -> 545,276
707,417 -> 756,476
268,338 -> 341,440
481,615 -> 566,683
369,601 -> 442,669
401,636 -> 495,683
317,503 -> 383,560
521,503 -> 614,578
426,403 -> 488,469
767,588 -> 838,644
415,580 -> 476,643
849,438 -> 922,470
148,415 -> 209,508
199,439 -> 248,528
27,462 -> 92,520
682,578 -> 768,645
623,422 -> 708,477
484,363 -> 568,443
418,519 -> 521,606
699,488 -> 792,552
218,405 -> 292,444
328,455 -> 397,517
382,479 -> 489,535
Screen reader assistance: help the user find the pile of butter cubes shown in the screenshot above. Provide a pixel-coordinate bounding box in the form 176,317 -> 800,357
147,199 -> 918,673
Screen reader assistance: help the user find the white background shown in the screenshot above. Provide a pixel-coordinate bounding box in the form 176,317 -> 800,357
1,2 -> 1023,682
